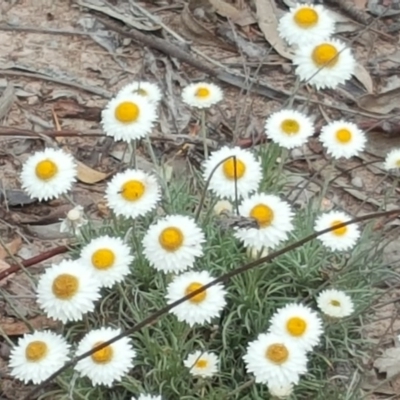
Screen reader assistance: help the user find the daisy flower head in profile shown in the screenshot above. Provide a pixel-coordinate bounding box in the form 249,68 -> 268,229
105,169 -> 161,219
74,327 -> 136,387
203,146 -> 262,200
269,303 -> 323,352
60,205 -> 87,234
314,210 -> 360,251
165,270 -> 227,326
101,93 -> 157,142
36,259 -> 101,323
142,215 -> 205,274
265,109 -> 314,149
243,332 -> 308,386
79,235 -> 134,288
234,193 -> 294,251
8,331 -> 70,384
293,39 -> 355,90
182,82 -> 223,109
317,289 -> 354,318
319,120 -> 366,159
384,148 -> 400,171
278,3 -> 335,46
20,147 -> 77,201
268,383 -> 294,399
184,350 -> 219,378
117,81 -> 162,104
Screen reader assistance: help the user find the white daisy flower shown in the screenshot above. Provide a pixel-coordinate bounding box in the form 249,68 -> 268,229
142,215 -> 205,274
213,200 -> 233,216
314,210 -> 360,251
243,333 -> 308,386
20,148 -> 77,201
166,270 -> 227,326
8,331 -> 70,384
182,82 -> 223,109
384,148 -> 400,170
184,350 -> 219,378
79,235 -> 134,288
60,205 -> 87,234
203,146 -> 262,200
269,304 -> 323,352
36,259 -> 101,323
105,169 -> 161,219
133,396 -> 162,400
74,327 -> 136,387
265,109 -> 314,149
293,39 -> 355,90
319,120 -> 366,159
118,81 -> 162,104
268,383 -> 294,399
234,193 -> 294,251
101,94 -> 157,142
317,289 -> 354,318
278,4 -> 335,46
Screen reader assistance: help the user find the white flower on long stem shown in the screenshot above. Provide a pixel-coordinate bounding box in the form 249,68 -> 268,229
142,215 -> 205,274
20,148 -> 77,201
60,205 -> 87,234
203,146 -> 262,200
314,210 -> 360,251
234,193 -> 294,251
182,82 -> 223,109
101,94 -> 157,142
278,4 -> 335,46
74,327 -> 136,387
293,39 -> 355,90
118,81 -> 162,104
319,120 -> 366,159
317,289 -> 354,318
166,270 -> 227,326
8,331 -> 70,384
184,350 -> 219,377
384,149 -> 400,170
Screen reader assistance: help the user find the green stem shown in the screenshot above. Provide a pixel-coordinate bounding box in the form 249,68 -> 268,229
201,110 -> 208,160
128,140 -> 137,169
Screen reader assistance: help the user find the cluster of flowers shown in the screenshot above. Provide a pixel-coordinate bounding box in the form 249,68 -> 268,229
10,7 -> 398,394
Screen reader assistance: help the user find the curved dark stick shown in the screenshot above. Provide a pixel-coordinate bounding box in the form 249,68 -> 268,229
0,245 -> 70,282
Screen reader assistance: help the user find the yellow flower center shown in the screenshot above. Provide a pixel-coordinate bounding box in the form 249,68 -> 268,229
250,204 -> 274,228
222,158 -> 246,180
195,359 -> 208,369
312,44 -> 339,68
293,7 -> 319,28
195,87 -> 210,98
265,343 -> 289,365
91,248 -> 115,270
335,129 -> 352,144
159,227 -> 184,251
52,273 -> 79,300
121,180 -> 145,202
330,299 -> 341,307
286,317 -> 307,336
115,101 -> 140,123
91,341 -> 113,364
25,341 -> 48,362
185,282 -> 207,304
331,220 -> 347,236
35,159 -> 58,181
281,119 -> 300,135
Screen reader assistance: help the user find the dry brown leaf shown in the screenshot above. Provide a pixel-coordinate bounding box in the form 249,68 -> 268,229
1,315 -> 60,336
374,347 -> 400,378
76,161 -> 109,184
254,0 -> 294,60
209,0 -> 256,26
0,236 -> 22,260
354,0 -> 368,9
357,87 -> 400,114
354,64 -> 374,94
